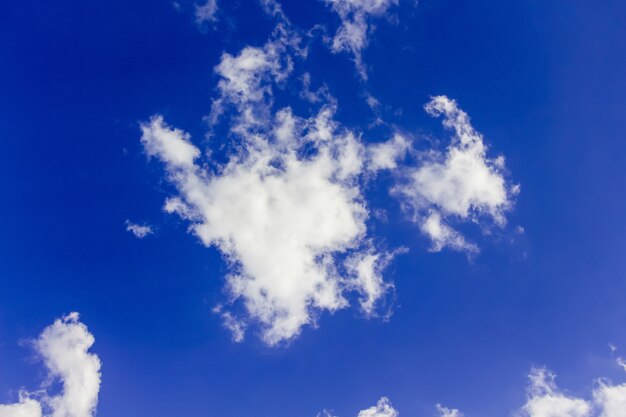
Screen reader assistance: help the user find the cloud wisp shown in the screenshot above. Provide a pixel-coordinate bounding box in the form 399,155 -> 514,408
125,220 -> 154,239
322,0 -> 399,79
393,96 -> 517,255
318,397 -> 399,417
0,313 -> 101,417
195,0 -> 219,25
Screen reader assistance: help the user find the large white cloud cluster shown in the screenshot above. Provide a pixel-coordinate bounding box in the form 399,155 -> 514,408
141,1 -> 517,345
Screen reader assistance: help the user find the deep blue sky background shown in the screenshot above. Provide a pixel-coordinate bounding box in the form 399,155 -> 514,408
1,1 -> 626,416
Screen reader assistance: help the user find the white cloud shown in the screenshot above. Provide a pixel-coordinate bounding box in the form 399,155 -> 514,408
142,116 -> 200,168
323,0 -> 399,79
141,105 -> 393,345
207,24 -> 300,132
0,398 -> 42,417
125,220 -> 153,239
318,398 -> 398,417
259,0 -> 285,18
345,251 -> 392,315
420,211 -> 478,254
436,404 -> 463,417
522,368 -> 592,417
357,397 -> 398,417
195,0 -> 218,24
141,16 -> 400,345
142,7 -> 519,344
393,96 -> 517,253
300,72 -> 333,104
367,133 -> 410,171
594,382 -> 626,417
345,363 -> 626,417
518,365 -> 626,417
0,313 -> 101,417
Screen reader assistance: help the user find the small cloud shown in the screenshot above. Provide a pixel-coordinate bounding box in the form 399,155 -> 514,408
392,96 -> 517,254
0,312 -> 101,417
195,0 -> 218,25
357,397 -> 398,417
125,220 -> 154,239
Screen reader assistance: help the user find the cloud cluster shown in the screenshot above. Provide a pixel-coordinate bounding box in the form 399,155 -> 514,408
393,96 -> 517,254
334,359 -> 626,417
141,105 -> 392,345
142,4 -> 517,345
519,366 -> 626,417
0,313 -> 101,417
318,397 -> 399,417
322,0 -> 399,79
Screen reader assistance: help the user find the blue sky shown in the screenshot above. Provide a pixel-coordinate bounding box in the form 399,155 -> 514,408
1,1 -> 626,416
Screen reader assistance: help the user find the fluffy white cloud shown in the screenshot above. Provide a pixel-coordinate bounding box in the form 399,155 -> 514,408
594,382 -> 626,417
522,368 -> 592,417
393,96 -> 517,253
125,220 -> 153,238
367,134 -> 410,171
0,313 -> 101,417
356,397 -> 398,417
140,15 -> 402,345
420,211 -> 478,254
207,23 -> 300,132
323,0 -> 399,79
436,404 -> 463,417
141,116 -> 200,167
0,398 -> 42,417
141,104 -> 394,345
348,362 -> 626,417
142,5 -> 519,344
519,364 -> 626,417
195,0 -> 218,24
317,397 -> 398,417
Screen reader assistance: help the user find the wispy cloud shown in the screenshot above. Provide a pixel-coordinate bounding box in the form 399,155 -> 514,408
141,4 -> 518,345
195,0 -> 219,25
393,96 -> 518,254
125,220 -> 154,239
322,0 -> 399,79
